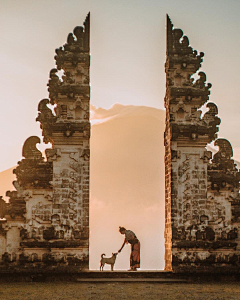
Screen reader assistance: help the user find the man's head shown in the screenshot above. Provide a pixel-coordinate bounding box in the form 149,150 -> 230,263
119,226 -> 126,234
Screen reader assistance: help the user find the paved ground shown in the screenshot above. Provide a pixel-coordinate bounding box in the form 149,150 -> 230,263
0,282 -> 239,300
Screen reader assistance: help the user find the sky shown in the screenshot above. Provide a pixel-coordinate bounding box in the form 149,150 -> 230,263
0,0 -> 240,269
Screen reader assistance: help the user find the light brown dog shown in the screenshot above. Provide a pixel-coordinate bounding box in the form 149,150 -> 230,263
100,253 -> 118,271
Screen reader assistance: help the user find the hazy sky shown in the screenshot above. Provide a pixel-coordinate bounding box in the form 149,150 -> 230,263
0,0 -> 240,171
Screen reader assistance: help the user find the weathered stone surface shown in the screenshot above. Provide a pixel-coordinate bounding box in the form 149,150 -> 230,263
0,13 -> 90,271
13,136 -> 53,189
165,15 -> 240,272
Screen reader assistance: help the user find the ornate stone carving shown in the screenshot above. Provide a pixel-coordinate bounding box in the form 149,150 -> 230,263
208,139 -> 240,190
36,99 -> 56,143
4,191 -> 26,220
0,197 -> 6,219
13,136 -> 52,189
202,103 -> 221,139
47,69 -> 62,102
165,15 -> 240,273
166,16 -> 219,146
0,13 -> 90,270
22,136 -> 42,160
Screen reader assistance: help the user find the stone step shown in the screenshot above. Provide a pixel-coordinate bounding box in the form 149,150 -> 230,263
76,277 -> 188,283
77,271 -> 177,279
0,270 -> 239,282
75,271 -> 190,282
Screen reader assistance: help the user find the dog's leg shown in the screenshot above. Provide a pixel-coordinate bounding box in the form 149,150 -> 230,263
111,264 -> 113,271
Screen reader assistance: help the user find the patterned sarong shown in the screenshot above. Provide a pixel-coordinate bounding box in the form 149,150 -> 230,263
130,240 -> 140,268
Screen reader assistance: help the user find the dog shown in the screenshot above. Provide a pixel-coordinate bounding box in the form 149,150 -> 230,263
100,253 -> 118,271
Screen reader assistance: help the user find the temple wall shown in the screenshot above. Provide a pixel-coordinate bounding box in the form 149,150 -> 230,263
171,147 -> 208,230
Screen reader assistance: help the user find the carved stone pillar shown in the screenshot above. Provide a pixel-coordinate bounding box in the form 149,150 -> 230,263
165,15 -> 240,272
37,13 -> 90,269
0,14 -> 90,271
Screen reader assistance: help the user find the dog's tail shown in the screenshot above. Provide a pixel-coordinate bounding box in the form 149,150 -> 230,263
101,253 -> 105,259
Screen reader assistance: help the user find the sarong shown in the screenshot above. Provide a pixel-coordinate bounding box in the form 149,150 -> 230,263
130,240 -> 140,268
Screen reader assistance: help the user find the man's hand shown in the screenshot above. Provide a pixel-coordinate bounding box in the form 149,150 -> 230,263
118,249 -> 121,253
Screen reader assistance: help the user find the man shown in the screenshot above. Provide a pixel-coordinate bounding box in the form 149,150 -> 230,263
118,226 -> 140,271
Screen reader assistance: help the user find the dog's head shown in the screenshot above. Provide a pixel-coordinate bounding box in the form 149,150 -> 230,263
112,253 -> 118,257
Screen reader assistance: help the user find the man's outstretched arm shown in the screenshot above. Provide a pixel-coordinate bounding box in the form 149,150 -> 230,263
118,241 -> 125,253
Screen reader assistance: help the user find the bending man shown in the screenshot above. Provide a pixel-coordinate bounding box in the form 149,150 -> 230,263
118,226 -> 140,271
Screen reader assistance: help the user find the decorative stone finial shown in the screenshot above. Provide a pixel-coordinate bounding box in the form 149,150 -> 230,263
22,136 -> 42,160
214,138 -> 233,161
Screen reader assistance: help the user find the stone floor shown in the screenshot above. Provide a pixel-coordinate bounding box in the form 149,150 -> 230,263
0,282 -> 239,299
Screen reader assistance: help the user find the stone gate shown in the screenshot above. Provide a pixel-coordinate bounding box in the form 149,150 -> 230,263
164,15 -> 240,272
0,14 -> 90,271
0,13 -> 239,274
